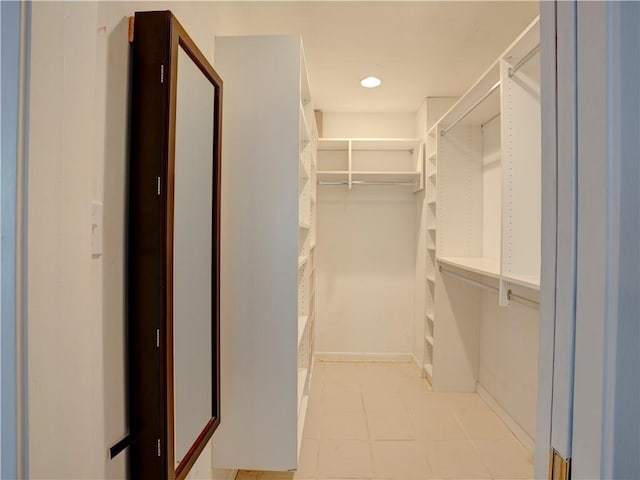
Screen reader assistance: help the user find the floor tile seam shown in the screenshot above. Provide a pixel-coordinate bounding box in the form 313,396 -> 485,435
466,435 -> 499,480
452,411 -> 475,442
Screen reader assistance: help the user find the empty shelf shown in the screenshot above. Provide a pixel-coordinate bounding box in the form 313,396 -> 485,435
317,170 -> 348,182
425,335 -> 434,347
298,367 -> 308,410
437,256 -> 500,279
424,364 -> 433,382
351,171 -> 421,183
299,104 -> 311,153
298,315 -> 309,348
503,273 -> 540,290
299,220 -> 311,230
298,255 -> 309,268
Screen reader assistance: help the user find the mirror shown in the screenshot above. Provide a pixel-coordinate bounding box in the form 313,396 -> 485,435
127,11 -> 222,480
173,44 -> 215,467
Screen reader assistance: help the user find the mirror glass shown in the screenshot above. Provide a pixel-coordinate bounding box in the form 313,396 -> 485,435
173,44 -> 215,465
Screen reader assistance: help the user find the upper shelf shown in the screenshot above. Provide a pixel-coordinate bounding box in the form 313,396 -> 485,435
437,256 -> 500,279
318,137 -> 421,152
503,273 -> 540,291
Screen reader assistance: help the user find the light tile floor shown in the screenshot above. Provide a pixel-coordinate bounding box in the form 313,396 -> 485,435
236,361 -> 534,480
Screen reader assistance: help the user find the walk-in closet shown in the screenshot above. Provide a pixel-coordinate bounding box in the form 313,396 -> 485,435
213,9 -> 543,480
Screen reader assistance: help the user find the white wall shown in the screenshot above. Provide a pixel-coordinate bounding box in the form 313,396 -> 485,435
321,112 -> 416,138
478,292 -> 539,442
27,2 -> 237,478
316,113 -> 417,359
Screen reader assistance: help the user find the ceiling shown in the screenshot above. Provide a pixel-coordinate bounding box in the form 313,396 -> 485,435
210,1 -> 539,112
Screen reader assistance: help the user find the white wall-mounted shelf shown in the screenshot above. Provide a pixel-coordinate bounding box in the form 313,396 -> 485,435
317,137 -> 423,190
502,273 -> 540,291
437,256 -> 500,279
298,315 -> 309,348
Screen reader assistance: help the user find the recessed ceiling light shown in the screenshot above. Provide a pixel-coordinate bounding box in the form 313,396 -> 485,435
360,76 -> 382,88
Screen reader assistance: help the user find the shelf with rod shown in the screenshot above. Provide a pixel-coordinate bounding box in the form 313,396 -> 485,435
502,273 -> 540,291
437,256 -> 500,279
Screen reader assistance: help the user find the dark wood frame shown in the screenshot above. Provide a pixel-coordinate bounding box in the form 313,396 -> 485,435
127,11 -> 222,480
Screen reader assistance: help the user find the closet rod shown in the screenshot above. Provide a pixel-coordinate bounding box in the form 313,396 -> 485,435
439,265 -> 497,294
441,81 -> 500,136
508,44 -> 540,77
319,180 -> 418,186
438,265 -> 539,308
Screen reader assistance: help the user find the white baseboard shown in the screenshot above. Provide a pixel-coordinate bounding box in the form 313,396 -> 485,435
476,382 -> 535,453
411,354 -> 421,370
314,351 -> 414,362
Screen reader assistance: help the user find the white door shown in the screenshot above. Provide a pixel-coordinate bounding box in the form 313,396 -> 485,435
537,2 -> 640,478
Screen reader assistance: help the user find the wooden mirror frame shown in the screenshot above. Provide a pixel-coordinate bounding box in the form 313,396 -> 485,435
127,11 -> 222,480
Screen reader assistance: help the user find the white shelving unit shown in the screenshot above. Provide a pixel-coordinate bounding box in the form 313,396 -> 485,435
422,124 -> 439,382
213,35 -> 317,471
317,137 -> 423,190
428,17 -> 541,392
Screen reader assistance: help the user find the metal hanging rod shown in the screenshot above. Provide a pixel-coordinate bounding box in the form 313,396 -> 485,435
439,265 -> 498,293
318,180 -> 418,187
506,289 -> 539,310
508,44 -> 540,77
438,265 -> 539,308
441,81 -> 501,136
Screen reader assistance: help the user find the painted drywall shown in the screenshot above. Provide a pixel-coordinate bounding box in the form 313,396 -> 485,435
316,186 -> 417,357
27,2 -> 236,478
478,291 -> 539,440
316,113 -> 417,358
321,112 -> 416,138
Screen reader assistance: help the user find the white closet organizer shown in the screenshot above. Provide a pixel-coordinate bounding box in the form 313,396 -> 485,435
422,124 -> 439,382
213,35 -> 317,471
317,138 -> 423,190
427,17 -> 540,391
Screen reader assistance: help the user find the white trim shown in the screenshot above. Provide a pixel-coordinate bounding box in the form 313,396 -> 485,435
477,383 -> 535,454
410,354 -> 422,372
535,2 -> 558,476
314,352 -> 414,363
